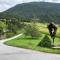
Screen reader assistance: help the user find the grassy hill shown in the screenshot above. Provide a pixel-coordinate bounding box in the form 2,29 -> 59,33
1,2 -> 60,23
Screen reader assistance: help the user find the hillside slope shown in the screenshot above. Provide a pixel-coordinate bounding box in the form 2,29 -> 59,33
1,2 -> 60,23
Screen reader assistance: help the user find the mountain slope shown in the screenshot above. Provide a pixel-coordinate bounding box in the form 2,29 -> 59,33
1,2 -> 60,23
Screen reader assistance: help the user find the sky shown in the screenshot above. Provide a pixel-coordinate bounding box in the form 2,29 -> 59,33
0,0 -> 60,12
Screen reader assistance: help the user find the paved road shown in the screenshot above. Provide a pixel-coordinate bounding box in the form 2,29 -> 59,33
0,34 -> 60,60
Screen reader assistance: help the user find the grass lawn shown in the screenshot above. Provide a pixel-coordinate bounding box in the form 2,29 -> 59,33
4,23 -> 60,54
4,34 -> 60,54
4,34 -> 44,49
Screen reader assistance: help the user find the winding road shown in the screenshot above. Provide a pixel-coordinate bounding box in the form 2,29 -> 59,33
0,34 -> 60,60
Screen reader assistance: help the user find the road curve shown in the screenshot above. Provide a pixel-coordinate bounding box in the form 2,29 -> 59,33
0,34 -> 60,60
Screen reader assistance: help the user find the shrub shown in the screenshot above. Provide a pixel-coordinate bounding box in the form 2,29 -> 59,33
6,32 -> 15,38
24,23 -> 41,38
38,35 -> 52,48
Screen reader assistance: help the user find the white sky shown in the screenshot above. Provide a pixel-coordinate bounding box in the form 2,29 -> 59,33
0,0 -> 60,12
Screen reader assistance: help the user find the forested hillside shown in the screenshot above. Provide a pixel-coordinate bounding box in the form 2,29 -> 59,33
0,2 -> 60,23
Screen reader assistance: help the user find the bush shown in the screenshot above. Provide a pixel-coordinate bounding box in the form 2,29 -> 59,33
38,35 -> 52,48
6,32 -> 15,38
24,23 -> 41,38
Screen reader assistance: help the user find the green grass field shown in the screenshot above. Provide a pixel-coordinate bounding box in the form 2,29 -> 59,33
4,23 -> 60,54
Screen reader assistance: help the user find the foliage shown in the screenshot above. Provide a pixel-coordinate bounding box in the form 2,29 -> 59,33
6,32 -> 15,38
1,2 -> 60,23
38,35 -> 52,48
0,21 -> 7,35
0,18 -> 25,38
24,23 -> 41,38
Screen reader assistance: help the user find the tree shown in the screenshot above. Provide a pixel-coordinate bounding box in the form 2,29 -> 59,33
38,35 -> 52,48
0,21 -> 7,35
24,23 -> 40,38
